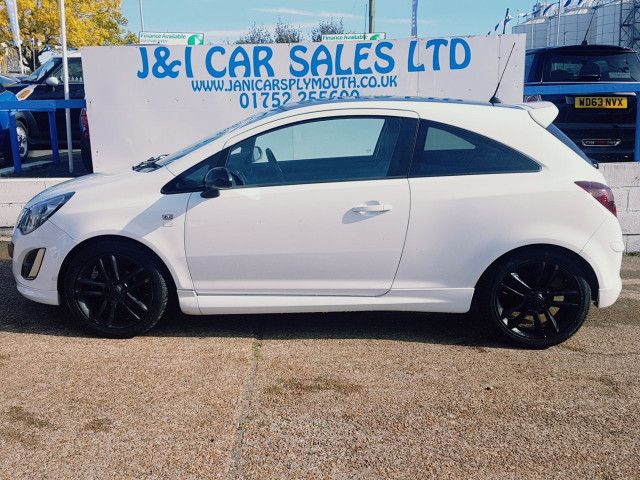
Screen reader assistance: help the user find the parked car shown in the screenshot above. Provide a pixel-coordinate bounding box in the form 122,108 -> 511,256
4,52 -> 84,160
0,73 -> 18,87
525,44 -> 640,162
0,84 -> 22,166
8,98 -> 623,347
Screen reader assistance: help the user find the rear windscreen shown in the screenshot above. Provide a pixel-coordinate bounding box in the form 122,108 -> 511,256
547,124 -> 597,167
544,52 -> 640,82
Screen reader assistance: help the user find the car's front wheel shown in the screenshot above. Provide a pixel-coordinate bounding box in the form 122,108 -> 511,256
1,120 -> 29,166
478,249 -> 592,348
61,240 -> 170,338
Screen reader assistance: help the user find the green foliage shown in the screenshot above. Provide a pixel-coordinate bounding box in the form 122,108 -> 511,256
0,0 -> 136,69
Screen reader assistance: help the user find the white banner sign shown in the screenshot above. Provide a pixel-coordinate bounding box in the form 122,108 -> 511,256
82,35 -> 526,172
322,33 -> 387,41
139,31 -> 205,45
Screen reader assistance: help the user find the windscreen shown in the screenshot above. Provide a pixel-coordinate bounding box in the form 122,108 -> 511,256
544,51 -> 640,82
154,108 -> 282,168
24,58 -> 60,83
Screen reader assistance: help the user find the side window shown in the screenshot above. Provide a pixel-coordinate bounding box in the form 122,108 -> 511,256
50,58 -> 83,83
524,54 -> 535,82
68,59 -> 83,83
411,121 -> 540,177
226,116 -> 415,188
161,149 -> 227,194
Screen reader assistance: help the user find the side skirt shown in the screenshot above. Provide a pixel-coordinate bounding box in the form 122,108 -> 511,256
177,288 -> 475,315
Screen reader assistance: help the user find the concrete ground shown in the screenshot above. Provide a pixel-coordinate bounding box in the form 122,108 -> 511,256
0,243 -> 638,479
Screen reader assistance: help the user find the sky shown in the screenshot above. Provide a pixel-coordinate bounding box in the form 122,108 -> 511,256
120,0 -> 538,44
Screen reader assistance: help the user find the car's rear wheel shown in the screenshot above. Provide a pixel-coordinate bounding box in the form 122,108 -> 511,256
478,250 -> 591,348
62,240 -> 170,338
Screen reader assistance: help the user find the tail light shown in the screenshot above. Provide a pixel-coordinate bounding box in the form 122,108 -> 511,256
524,94 -> 543,102
575,181 -> 617,217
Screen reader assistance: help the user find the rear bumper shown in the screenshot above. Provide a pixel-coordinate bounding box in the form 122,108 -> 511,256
580,214 -> 624,308
598,282 -> 623,309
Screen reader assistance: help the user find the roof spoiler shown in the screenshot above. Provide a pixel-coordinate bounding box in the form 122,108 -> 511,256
517,101 -> 559,128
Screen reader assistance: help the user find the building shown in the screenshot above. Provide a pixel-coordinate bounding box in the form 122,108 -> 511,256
512,0 -> 640,51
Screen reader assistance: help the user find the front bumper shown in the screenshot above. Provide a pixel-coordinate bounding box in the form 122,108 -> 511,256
11,220 -> 77,306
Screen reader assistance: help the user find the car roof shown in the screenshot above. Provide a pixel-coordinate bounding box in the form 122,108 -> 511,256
272,95 -> 520,114
222,96 -> 546,139
527,44 -> 635,55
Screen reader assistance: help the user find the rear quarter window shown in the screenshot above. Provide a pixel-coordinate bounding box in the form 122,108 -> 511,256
411,121 -> 540,177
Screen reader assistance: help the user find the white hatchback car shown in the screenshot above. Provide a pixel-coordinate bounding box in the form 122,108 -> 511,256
10,98 -> 623,347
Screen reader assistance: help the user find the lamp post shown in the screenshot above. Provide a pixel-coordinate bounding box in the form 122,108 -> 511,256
556,0 -> 562,46
139,0 -> 145,32
59,0 -> 73,173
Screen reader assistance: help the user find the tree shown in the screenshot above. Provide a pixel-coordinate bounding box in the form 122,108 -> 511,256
0,0 -> 136,70
236,23 -> 272,44
273,19 -> 301,43
311,18 -> 344,42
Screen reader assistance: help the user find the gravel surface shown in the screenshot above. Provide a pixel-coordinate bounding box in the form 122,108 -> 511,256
0,243 -> 638,479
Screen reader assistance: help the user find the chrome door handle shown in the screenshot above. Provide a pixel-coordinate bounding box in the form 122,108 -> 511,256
352,203 -> 393,214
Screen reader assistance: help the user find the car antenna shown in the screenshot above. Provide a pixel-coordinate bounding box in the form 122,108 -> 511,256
490,42 -> 516,105
582,5 -> 598,45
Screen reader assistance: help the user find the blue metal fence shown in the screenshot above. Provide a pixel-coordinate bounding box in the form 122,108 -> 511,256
0,98 -> 86,173
523,82 -> 640,163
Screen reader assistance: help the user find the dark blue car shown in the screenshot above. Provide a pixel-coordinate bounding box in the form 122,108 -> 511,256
0,84 -> 20,166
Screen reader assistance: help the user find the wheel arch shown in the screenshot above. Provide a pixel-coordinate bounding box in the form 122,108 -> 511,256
57,234 -> 178,297
14,111 -> 36,136
473,244 -> 600,305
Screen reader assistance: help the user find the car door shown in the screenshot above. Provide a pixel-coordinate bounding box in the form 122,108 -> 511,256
184,110 -> 418,297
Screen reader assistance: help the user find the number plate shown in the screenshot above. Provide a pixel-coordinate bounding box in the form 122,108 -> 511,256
575,97 -> 628,109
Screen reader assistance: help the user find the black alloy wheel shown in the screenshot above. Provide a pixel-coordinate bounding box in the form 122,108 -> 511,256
63,241 -> 169,338
481,250 -> 591,348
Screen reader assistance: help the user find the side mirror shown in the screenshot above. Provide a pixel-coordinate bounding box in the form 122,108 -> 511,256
45,76 -> 60,87
201,167 -> 234,198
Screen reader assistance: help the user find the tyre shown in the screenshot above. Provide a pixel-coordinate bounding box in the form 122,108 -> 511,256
477,249 -> 592,348
61,240 -> 170,338
15,120 -> 29,162
1,120 -> 29,165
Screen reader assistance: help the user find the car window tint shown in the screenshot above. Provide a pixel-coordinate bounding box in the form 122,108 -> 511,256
226,116 -> 411,187
161,150 -> 227,193
411,121 -> 540,177
51,58 -> 83,83
544,52 -> 640,82
525,54 -> 535,82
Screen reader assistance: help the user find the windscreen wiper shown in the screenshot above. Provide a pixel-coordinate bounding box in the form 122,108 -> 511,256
132,154 -> 168,171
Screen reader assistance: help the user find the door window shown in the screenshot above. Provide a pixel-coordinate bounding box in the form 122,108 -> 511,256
226,116 -> 415,187
51,58 -> 83,83
411,121 -> 540,177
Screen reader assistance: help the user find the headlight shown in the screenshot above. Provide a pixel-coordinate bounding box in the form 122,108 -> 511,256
17,192 -> 74,235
